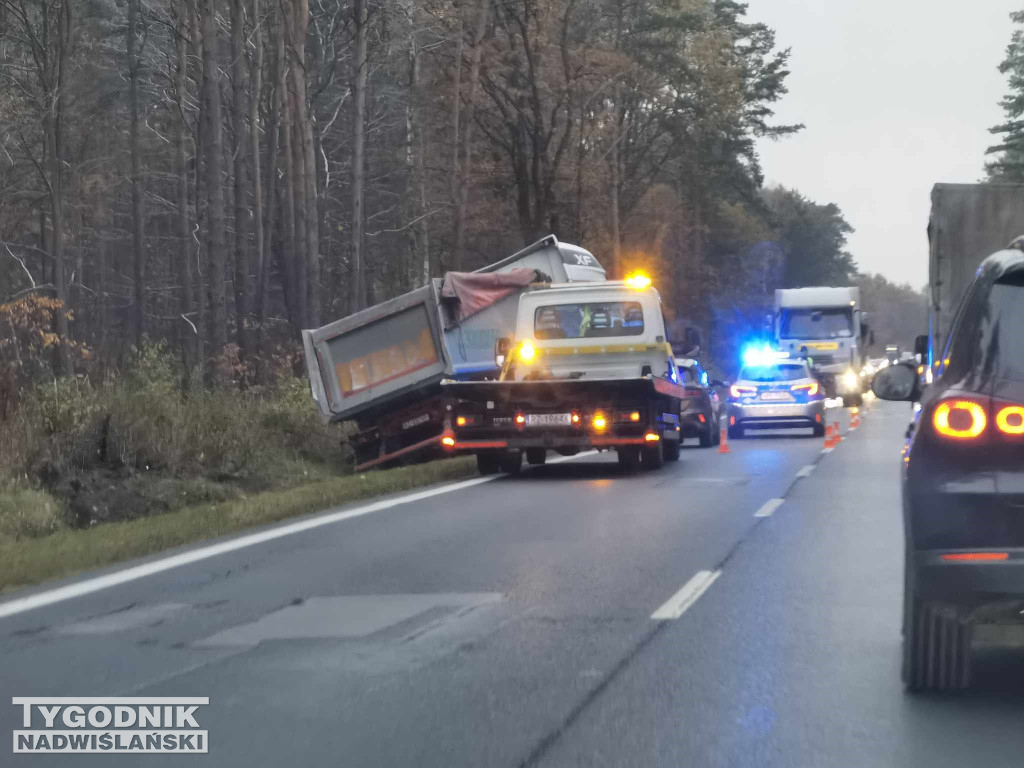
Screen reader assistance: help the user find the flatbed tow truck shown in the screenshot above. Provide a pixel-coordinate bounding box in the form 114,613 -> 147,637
439,277 -> 690,474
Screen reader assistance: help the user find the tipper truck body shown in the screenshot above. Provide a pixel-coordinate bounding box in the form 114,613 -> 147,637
301,236 -> 604,469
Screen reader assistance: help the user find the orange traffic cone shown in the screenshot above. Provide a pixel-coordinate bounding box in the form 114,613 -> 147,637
823,422 -> 833,449
718,426 -> 731,454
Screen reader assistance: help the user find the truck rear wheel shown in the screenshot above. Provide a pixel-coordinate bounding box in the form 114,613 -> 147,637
499,451 -> 523,474
525,448 -> 547,465
476,452 -> 500,475
663,437 -> 681,462
617,446 -> 641,471
641,443 -> 665,470
698,425 -> 713,448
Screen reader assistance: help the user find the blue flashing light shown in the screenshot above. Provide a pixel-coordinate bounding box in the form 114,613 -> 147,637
741,342 -> 787,368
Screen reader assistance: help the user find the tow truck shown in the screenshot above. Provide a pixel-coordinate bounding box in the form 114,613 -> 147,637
439,276 -> 691,474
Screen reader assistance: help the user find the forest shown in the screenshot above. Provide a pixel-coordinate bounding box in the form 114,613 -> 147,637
0,0 -> 927,558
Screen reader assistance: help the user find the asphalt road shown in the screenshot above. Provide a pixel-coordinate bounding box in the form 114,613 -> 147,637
4,400 -> 1024,766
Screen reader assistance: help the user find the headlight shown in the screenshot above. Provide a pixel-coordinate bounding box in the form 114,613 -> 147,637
842,371 -> 858,390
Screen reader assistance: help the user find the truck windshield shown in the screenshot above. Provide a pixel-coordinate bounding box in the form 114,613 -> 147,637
779,308 -> 853,339
534,301 -> 644,339
739,363 -> 808,382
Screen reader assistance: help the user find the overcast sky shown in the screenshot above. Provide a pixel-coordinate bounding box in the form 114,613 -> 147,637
750,0 -> 1019,287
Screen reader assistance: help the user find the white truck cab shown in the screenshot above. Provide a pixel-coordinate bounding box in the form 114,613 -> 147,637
505,281 -> 677,383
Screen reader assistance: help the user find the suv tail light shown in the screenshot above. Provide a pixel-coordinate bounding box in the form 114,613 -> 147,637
928,396 -> 1024,441
933,399 -> 987,439
791,381 -> 819,396
996,404 -> 1024,435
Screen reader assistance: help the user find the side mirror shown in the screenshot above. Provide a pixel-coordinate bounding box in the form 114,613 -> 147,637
914,334 -> 928,358
871,363 -> 917,402
495,337 -> 512,367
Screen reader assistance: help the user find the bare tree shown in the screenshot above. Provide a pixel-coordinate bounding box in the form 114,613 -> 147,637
349,0 -> 368,310
201,0 -> 228,356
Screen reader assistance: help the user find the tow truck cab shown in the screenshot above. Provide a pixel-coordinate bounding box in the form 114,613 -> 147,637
442,280 -> 687,473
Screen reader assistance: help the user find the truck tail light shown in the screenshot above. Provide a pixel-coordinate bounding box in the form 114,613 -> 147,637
455,415 -> 477,427
644,432 -> 660,442
730,385 -> 756,399
515,412 -> 526,430
592,412 -> 607,430
932,399 -> 987,439
441,433 -> 456,447
571,410 -> 581,425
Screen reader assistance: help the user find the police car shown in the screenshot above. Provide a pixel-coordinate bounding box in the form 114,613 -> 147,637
726,346 -> 826,439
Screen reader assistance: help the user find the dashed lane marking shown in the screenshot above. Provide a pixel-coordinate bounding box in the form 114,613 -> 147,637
754,498 -> 785,518
651,570 -> 722,620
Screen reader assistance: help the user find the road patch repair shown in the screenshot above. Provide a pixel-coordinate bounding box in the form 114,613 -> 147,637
194,594 -> 503,648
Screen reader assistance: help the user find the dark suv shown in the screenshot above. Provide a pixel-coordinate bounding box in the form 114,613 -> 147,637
872,249 -> 1024,691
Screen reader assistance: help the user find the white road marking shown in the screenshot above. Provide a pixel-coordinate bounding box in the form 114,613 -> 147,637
795,465 -> 815,478
821,447 -> 833,454
651,570 -> 721,620
0,450 -> 599,621
754,498 -> 785,518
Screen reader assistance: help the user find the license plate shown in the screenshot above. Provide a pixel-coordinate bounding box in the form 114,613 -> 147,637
525,413 -> 573,426
760,391 -> 792,402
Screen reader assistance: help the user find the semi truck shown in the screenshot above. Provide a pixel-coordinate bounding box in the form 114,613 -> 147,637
439,278 -> 687,474
925,183 -> 1024,367
301,235 -> 605,470
773,286 -> 871,406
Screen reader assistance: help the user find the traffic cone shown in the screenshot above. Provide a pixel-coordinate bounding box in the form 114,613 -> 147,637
823,422 -> 832,449
718,426 -> 731,454
850,409 -> 861,429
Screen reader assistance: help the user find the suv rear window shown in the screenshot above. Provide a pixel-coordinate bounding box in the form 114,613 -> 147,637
739,363 -> 808,382
980,271 -> 1024,381
534,301 -> 644,339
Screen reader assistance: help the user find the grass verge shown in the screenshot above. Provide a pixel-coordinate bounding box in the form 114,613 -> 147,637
0,456 -> 477,594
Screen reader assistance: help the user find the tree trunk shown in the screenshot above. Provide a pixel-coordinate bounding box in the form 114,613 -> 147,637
249,0 -> 267,372
47,0 -> 73,376
128,0 -> 146,344
175,0 -> 196,371
259,9 -> 284,343
452,0 -> 489,271
201,0 -> 228,359
231,0 -> 251,359
349,0 -> 368,311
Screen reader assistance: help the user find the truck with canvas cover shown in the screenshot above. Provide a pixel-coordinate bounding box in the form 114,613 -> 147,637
440,277 -> 687,474
926,183 -> 1024,370
301,236 -> 605,469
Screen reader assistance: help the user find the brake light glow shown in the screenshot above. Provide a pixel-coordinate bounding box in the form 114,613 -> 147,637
571,411 -> 581,424
456,415 -> 477,427
515,413 -> 526,427
441,435 -> 455,447
941,552 -> 1009,561
630,411 -> 641,422
644,432 -> 660,441
933,400 -> 986,439
592,412 -> 607,430
791,381 -> 819,396
730,384 -> 756,399
996,405 -> 1024,435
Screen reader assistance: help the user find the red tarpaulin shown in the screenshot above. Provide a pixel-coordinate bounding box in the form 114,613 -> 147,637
440,268 -> 541,324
